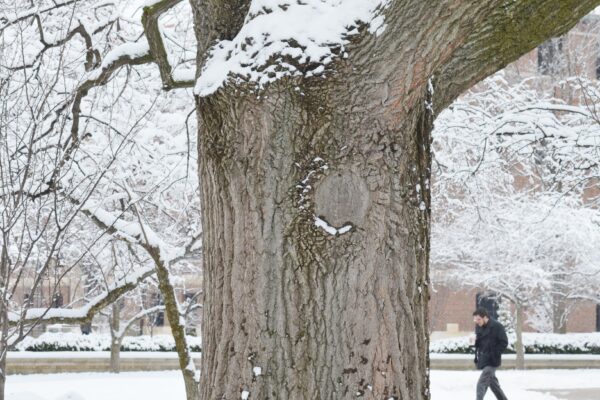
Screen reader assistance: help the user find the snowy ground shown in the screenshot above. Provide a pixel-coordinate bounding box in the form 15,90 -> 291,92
5,369 -> 600,400
431,370 -> 600,399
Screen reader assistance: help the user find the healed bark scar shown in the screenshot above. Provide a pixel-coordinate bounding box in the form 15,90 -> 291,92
314,171 -> 371,227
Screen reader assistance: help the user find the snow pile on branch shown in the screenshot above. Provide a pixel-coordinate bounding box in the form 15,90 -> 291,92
87,41 -> 151,81
195,0 -> 390,96
83,203 -> 185,264
8,265 -> 149,323
9,307 -> 89,323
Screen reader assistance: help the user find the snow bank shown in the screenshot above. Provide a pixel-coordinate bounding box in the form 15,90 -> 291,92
195,0 -> 390,96
430,333 -> 600,354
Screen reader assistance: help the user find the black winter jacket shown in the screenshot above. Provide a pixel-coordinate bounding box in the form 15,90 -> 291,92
474,318 -> 508,369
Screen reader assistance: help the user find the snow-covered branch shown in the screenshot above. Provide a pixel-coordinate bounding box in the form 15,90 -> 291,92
10,266 -> 155,325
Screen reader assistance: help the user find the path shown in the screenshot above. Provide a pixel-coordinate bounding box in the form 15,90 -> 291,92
536,388 -> 600,400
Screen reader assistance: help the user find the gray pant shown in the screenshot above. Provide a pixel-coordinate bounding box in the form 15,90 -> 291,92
476,366 -> 508,400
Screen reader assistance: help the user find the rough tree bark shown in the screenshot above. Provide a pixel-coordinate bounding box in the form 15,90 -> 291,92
514,302 -> 525,370
110,302 -> 122,373
190,1 -> 600,399
0,243 -> 8,400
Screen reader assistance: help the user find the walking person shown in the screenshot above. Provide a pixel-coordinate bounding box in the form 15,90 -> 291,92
471,308 -> 509,400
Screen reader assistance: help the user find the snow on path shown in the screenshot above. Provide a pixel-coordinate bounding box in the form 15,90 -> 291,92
5,369 -> 600,400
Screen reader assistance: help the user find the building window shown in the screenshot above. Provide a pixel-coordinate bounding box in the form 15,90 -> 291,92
596,304 -> 600,332
476,293 -> 499,320
538,38 -> 563,75
596,56 -> 600,80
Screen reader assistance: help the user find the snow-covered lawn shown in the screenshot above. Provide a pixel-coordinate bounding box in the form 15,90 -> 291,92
6,371 -> 183,400
5,369 -> 600,400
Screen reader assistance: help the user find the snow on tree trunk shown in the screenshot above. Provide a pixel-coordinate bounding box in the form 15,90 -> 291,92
552,280 -> 568,334
190,1 -> 600,399
552,299 -> 568,334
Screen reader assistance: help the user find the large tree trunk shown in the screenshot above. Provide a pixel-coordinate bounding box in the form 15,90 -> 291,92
197,61 -> 433,400
191,1 -> 600,399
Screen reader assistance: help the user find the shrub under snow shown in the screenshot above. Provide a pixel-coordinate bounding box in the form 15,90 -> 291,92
14,333 -> 202,352
430,333 -> 600,354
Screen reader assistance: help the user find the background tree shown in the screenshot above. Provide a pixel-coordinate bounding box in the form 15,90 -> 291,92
431,27 -> 600,366
431,29 -> 600,337
93,243 -> 164,374
432,193 -> 600,368
1,2 -> 200,399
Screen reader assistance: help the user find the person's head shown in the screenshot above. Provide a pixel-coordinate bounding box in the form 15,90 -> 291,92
473,308 -> 490,327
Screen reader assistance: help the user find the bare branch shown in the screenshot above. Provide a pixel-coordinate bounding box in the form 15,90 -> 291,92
434,0 -> 600,109
142,0 -> 194,90
0,0 -> 82,34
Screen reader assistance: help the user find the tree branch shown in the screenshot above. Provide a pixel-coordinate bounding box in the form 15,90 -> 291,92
8,18 -> 109,72
434,0 -> 600,110
129,202 -> 198,385
11,266 -> 155,326
115,304 -> 165,339
142,0 -> 194,90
